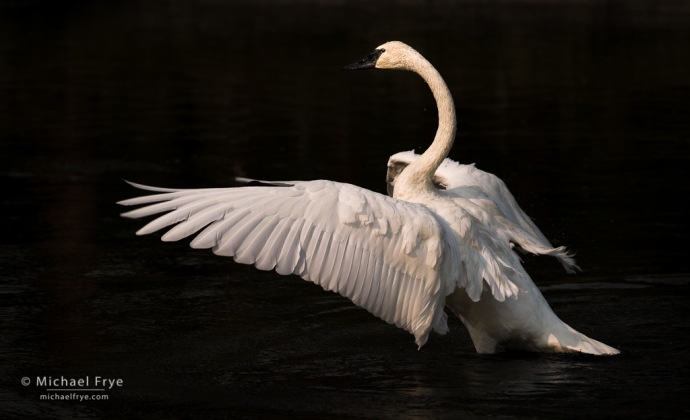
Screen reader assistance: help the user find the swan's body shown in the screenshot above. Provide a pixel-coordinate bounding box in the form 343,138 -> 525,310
119,41 -> 618,355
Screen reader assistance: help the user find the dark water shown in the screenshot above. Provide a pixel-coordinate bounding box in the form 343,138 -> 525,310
1,0 -> 689,418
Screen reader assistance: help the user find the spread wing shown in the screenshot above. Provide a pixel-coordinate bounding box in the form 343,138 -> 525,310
118,180 -> 462,348
387,151 -> 579,273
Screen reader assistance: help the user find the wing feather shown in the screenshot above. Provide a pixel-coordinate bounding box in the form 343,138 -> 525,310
190,209 -> 250,249
122,195 -> 206,221
379,263 -> 395,323
302,228 -> 324,280
388,151 -> 580,273
254,218 -> 292,271
214,212 -> 266,257
339,244 -> 357,296
313,231 -> 333,283
325,239 -> 346,292
392,270 -> 407,327
235,215 -> 281,265
120,180 -> 461,347
275,218 -> 305,275
348,247 -> 366,304
161,202 -> 229,242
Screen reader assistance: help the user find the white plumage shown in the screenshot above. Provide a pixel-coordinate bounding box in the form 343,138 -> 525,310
387,150 -> 580,274
120,180 -> 459,348
119,41 -> 618,355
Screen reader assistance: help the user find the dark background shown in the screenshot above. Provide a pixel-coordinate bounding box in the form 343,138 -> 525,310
1,0 -> 689,418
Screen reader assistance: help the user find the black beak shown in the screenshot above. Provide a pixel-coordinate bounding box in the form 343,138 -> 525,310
342,49 -> 385,71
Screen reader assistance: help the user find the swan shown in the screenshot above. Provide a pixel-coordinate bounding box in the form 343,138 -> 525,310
118,41 -> 619,355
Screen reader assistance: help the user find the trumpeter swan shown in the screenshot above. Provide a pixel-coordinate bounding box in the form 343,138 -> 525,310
119,41 -> 619,355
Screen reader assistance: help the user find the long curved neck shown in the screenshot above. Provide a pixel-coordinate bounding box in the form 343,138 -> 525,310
396,57 -> 456,195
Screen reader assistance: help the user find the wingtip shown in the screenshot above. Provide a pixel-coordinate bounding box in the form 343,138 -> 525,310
119,209 -> 139,218
122,179 -> 154,190
160,229 -> 186,242
414,332 -> 429,350
121,180 -> 184,193
135,224 -> 158,236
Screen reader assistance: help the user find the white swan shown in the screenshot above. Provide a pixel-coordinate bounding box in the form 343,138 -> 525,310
119,41 -> 619,355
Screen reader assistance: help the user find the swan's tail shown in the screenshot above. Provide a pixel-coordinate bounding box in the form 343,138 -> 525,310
557,325 -> 620,355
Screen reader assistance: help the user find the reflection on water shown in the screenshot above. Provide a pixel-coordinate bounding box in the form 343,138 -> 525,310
538,281 -> 651,291
1,0 -> 689,418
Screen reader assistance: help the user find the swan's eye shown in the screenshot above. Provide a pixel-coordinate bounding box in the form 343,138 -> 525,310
365,49 -> 384,62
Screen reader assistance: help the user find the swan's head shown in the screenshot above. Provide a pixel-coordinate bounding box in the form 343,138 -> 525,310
343,41 -> 423,72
